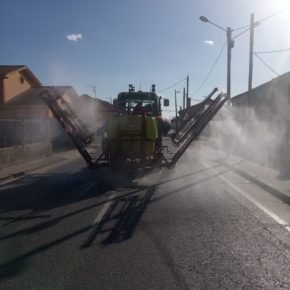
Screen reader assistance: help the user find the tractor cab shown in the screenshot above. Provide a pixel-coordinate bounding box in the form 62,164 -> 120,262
113,84 -> 168,117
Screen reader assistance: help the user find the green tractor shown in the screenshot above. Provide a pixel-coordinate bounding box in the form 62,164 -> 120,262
103,84 -> 170,164
42,85 -> 226,169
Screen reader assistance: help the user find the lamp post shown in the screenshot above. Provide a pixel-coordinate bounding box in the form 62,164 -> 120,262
199,16 -> 234,99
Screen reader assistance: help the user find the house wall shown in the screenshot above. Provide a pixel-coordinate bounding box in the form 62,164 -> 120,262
0,118 -> 52,168
232,74 -> 290,122
0,105 -> 49,119
208,73 -> 290,170
3,71 -> 32,103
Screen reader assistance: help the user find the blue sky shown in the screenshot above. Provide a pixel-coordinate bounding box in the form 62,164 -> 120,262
1,0 -> 290,117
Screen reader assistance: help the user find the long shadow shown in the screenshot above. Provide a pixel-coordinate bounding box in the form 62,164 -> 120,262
81,186 -> 156,248
0,166 -> 141,223
150,169 -> 229,204
0,164 -> 219,278
104,186 -> 156,244
0,224 -> 92,278
0,164 -> 220,244
152,164 -> 221,188
0,165 -> 216,243
0,186 -> 155,278
0,187 -> 146,242
0,162 -> 217,225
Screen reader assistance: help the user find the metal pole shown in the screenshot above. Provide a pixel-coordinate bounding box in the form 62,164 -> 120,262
175,89 -> 177,120
227,27 -> 232,99
186,75 -> 189,108
248,13 -> 254,95
183,87 -> 185,110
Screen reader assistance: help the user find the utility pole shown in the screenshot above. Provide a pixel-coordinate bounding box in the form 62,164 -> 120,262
199,17 -> 234,100
186,75 -> 190,108
248,13 -> 255,96
175,89 -> 178,120
183,87 -> 186,110
227,27 -> 233,99
87,85 -> 96,98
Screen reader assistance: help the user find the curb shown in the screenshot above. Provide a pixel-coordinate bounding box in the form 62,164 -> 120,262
227,163 -> 290,205
197,142 -> 290,201
0,153 -> 76,185
0,171 -> 26,183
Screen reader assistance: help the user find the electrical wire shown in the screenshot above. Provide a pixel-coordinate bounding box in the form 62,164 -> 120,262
256,6 -> 290,24
157,77 -> 186,93
232,7 -> 290,36
190,41 -> 227,96
255,48 -> 290,54
232,24 -> 250,32
254,53 -> 280,76
232,27 -> 251,39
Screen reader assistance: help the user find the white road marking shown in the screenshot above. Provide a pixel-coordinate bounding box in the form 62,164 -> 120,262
81,193 -> 117,247
92,193 -> 117,227
201,161 -> 290,233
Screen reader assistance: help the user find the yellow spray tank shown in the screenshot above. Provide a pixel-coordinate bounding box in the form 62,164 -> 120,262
107,115 -> 158,159
101,84 -> 170,163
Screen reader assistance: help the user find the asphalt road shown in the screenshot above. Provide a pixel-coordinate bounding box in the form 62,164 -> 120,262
1,148 -> 290,289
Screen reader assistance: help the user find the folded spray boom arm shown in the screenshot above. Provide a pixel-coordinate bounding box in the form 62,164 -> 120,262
41,89 -> 95,166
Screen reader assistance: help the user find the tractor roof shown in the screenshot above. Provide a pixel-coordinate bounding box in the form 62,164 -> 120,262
118,91 -> 158,101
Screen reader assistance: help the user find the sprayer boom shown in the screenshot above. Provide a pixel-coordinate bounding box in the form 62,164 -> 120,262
41,89 -> 96,166
41,86 -> 226,169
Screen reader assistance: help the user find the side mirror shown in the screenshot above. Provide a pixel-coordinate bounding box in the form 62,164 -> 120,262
163,99 -> 169,107
113,99 -> 118,106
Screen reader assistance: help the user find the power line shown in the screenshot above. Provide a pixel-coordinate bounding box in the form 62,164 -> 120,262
233,7 -> 290,38
232,27 -> 251,39
157,77 -> 186,93
232,24 -> 250,31
255,48 -> 290,54
256,6 -> 290,24
254,53 -> 280,76
233,20 -> 259,40
190,41 -> 227,96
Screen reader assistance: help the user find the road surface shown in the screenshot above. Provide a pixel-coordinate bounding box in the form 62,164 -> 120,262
1,146 -> 290,289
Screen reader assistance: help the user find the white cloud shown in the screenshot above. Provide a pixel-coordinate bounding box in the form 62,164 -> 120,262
66,33 -> 83,42
204,40 -> 214,46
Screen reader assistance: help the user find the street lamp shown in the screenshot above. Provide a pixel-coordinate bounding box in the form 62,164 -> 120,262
199,16 -> 234,99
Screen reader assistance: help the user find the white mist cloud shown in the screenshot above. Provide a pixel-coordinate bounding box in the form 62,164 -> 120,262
204,40 -> 214,46
66,33 -> 83,42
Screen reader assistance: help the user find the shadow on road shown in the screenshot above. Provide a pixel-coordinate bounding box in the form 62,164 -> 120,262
81,186 -> 156,248
0,165 -> 143,221
0,164 -> 217,278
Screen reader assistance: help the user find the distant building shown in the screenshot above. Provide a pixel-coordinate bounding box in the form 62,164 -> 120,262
79,94 -> 117,129
0,65 -> 42,103
0,65 -> 81,119
0,65 -> 45,118
232,72 -> 290,122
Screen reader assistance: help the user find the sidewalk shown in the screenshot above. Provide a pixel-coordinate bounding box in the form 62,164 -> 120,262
197,143 -> 290,198
0,149 -> 81,184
